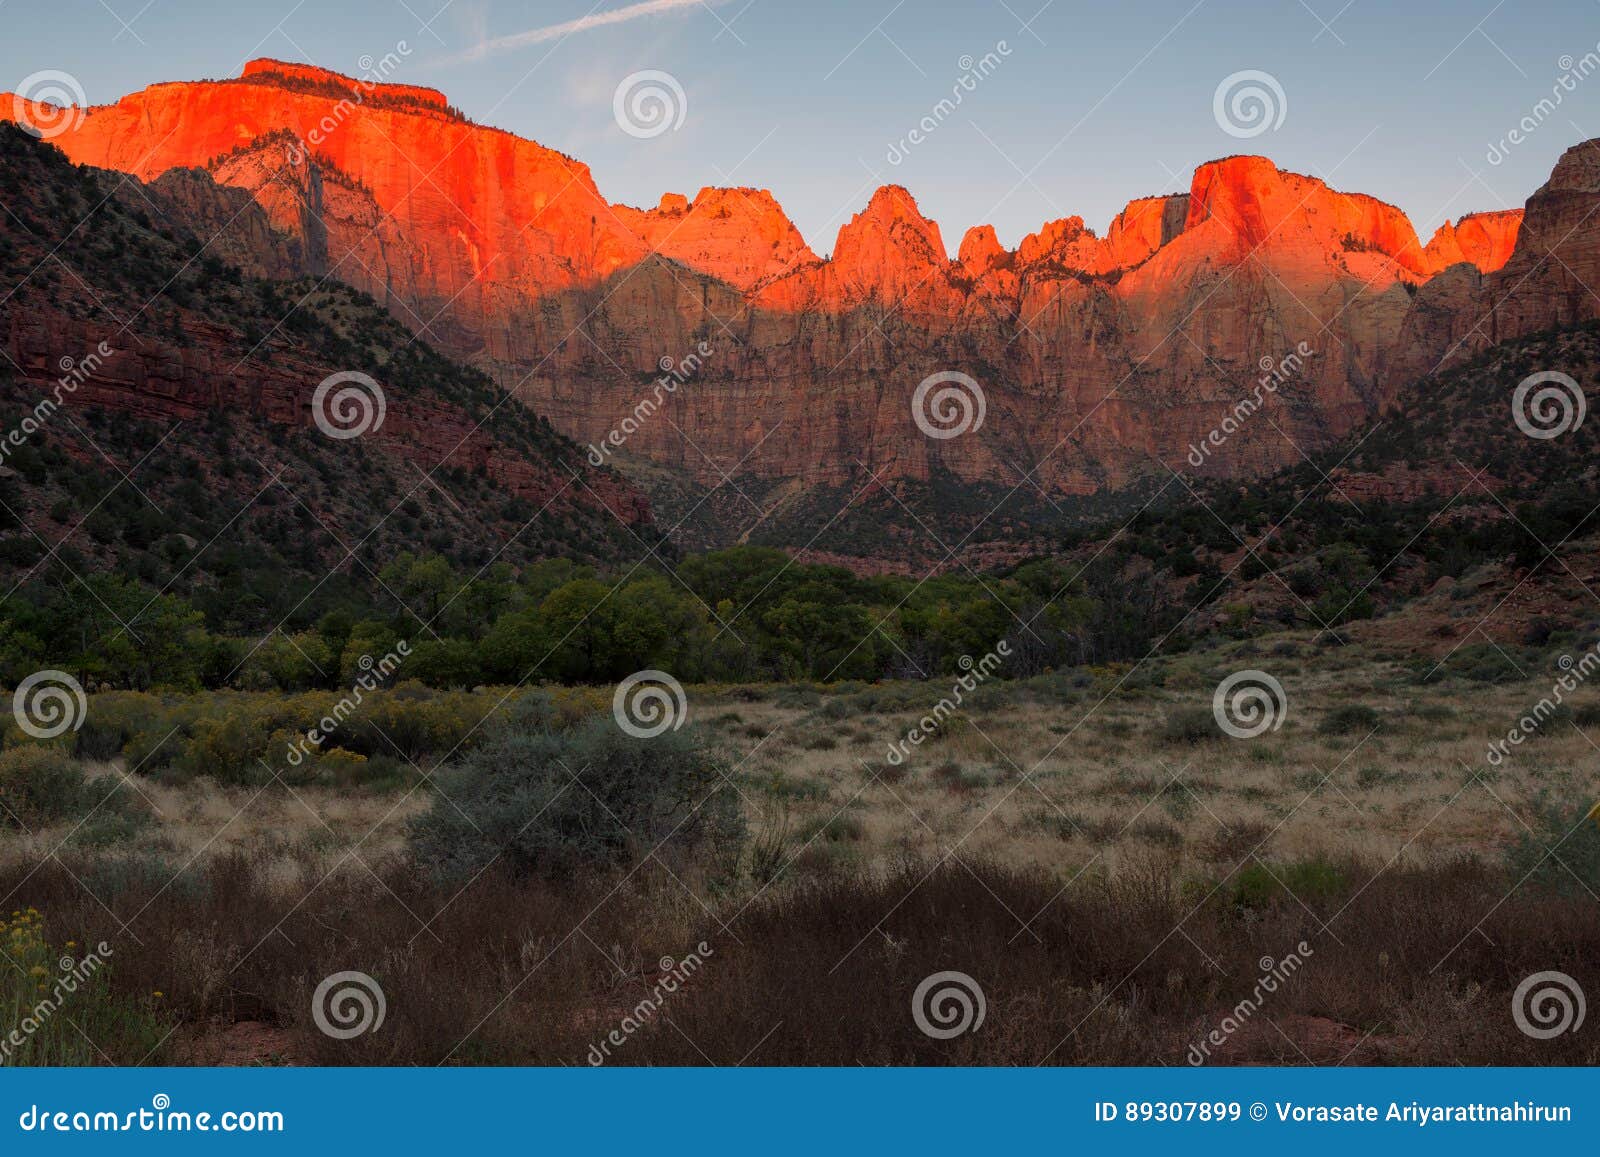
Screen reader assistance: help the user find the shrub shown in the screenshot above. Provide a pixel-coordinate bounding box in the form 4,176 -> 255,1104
1160,706 -> 1219,743
757,771 -> 829,802
0,747 -> 101,828
931,760 -> 988,793
1504,796 -> 1600,897
409,716 -> 745,881
0,908 -> 171,1065
176,706 -> 281,785
1227,858 -> 1350,909
75,692 -> 185,766
795,812 -> 865,845
73,721 -> 127,763
1319,704 -> 1382,735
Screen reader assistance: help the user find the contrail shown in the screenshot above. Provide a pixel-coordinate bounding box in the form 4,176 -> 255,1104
452,0 -> 729,61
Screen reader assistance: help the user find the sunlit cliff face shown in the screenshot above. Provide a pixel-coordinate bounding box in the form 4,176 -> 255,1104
3,60 -> 1549,497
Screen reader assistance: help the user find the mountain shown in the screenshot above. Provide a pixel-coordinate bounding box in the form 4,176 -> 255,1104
0,122 -> 655,632
6,60 -> 1596,566
1054,314 -> 1600,670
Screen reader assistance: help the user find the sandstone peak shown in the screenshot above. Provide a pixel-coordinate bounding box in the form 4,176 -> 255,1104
1017,216 -> 1093,267
833,185 -> 948,267
1540,138 -> 1600,193
1101,193 -> 1190,268
1184,153 -> 1428,275
1423,209 -> 1523,273
861,183 -> 925,218
958,224 -> 1008,273
618,184 -> 817,290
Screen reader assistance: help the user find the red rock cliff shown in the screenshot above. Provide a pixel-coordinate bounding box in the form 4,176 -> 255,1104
2,63 -> 1572,501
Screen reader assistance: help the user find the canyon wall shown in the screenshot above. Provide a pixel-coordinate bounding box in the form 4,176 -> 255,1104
11,60 -> 1584,503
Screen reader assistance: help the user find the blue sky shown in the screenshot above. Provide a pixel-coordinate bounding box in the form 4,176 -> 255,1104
6,0 -> 1600,254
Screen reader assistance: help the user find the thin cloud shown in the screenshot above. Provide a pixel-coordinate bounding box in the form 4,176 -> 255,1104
450,0 -> 728,61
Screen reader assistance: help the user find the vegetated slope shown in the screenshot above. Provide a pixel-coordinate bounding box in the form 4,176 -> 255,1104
1039,320 -> 1600,667
0,123 -> 659,637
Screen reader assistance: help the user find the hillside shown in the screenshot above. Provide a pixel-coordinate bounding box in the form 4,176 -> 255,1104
0,123 -> 658,641
1038,320 -> 1600,672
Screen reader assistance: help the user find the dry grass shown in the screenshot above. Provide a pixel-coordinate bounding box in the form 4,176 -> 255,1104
1,633 -> 1596,1065
701,642 -> 1594,882
2,851 -> 1595,1066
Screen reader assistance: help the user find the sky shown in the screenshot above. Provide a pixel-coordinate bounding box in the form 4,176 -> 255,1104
6,0 -> 1600,256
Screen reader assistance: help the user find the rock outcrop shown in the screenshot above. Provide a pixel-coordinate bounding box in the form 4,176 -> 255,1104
13,61 -> 1589,509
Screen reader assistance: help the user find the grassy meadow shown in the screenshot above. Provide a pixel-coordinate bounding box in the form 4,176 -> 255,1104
2,628 -> 1598,1066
